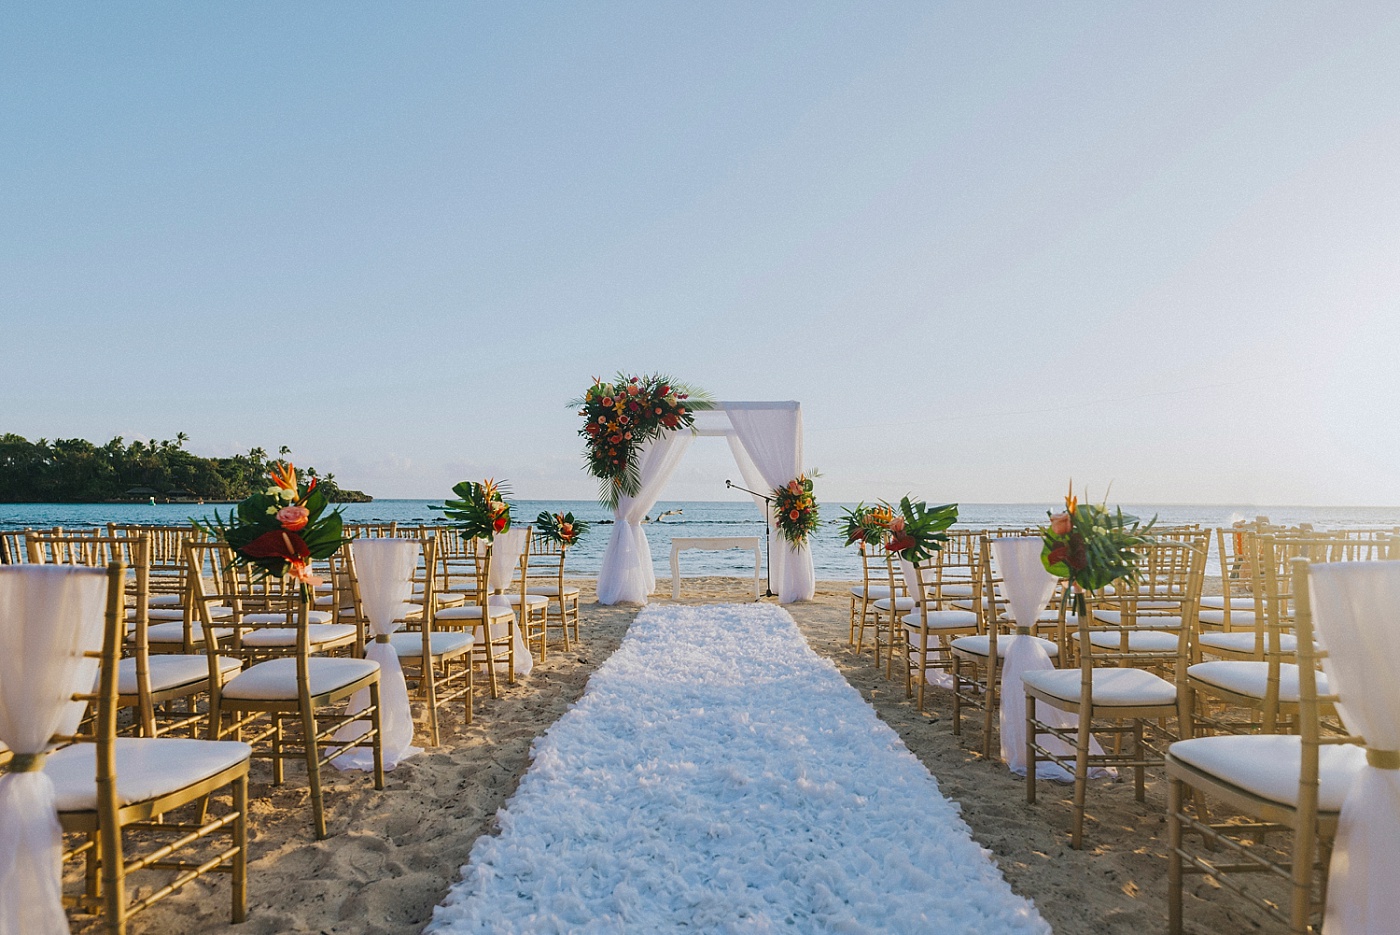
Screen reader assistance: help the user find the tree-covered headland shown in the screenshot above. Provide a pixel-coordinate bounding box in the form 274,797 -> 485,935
0,434 -> 372,503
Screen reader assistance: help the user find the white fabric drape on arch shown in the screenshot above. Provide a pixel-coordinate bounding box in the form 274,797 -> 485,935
597,432 -> 695,604
0,566 -> 110,935
724,406 -> 816,603
333,539 -> 421,772
1308,562 -> 1400,935
593,428 -> 697,601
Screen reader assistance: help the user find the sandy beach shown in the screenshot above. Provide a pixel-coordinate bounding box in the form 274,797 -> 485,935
87,575 -> 1283,935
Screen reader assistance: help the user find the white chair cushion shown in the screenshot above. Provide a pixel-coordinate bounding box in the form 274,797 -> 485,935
147,622 -> 233,643
48,737 -> 252,812
1187,660 -> 1329,703
850,586 -> 897,600
242,610 -> 332,625
502,593 -> 549,608
526,585 -> 580,598
1200,596 -> 1256,610
239,624 -> 358,648
1168,735 -> 1365,812
314,595 -> 333,607
113,654 -> 242,695
1072,630 -> 1181,652
148,593 -> 183,607
936,583 -> 976,599
1198,609 -> 1258,627
950,634 -> 1059,658
437,604 -> 515,622
1091,611 -> 1182,629
1022,666 -> 1177,707
388,630 -> 474,659
873,596 -> 917,612
221,657 -> 380,701
901,610 -> 978,630
1198,631 -> 1296,655
131,605 -> 233,622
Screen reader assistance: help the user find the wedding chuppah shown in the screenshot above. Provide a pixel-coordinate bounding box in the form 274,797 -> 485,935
593,399 -> 817,606
427,603 -> 1047,934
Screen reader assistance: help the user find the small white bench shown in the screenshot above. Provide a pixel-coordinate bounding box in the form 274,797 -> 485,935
669,536 -> 762,600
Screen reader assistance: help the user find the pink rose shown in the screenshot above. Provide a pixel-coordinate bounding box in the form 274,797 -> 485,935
276,505 -> 310,531
1049,512 -> 1072,536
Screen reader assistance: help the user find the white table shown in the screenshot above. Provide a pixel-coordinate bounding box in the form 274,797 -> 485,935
670,536 -> 762,600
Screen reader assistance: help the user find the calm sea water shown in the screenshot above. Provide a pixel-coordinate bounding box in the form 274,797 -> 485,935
5,500 -> 1399,579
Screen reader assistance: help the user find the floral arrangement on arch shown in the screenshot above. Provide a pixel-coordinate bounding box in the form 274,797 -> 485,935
572,373 -> 712,508
194,462 -> 347,589
436,479 -> 512,540
841,497 -> 958,564
535,510 -> 588,547
1041,481 -> 1155,616
773,475 -> 820,546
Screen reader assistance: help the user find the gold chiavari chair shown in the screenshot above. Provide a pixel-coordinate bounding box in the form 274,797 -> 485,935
433,537 -> 516,699
848,540 -> 899,655
27,533 -> 241,739
525,530 -> 582,653
1166,553 -> 1368,935
900,557 -> 980,712
1024,536 -> 1206,848
191,541 -> 384,839
41,561 -> 253,933
380,538 -> 474,745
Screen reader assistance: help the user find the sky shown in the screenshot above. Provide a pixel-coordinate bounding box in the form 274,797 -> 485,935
4,3 -> 1400,505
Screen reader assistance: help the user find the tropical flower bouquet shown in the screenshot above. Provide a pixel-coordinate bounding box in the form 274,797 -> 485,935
1040,483 -> 1155,616
572,373 -> 712,508
840,497 -> 958,563
535,510 -> 588,547
773,475 -> 820,546
841,502 -> 895,547
437,479 -> 513,541
194,462 -> 347,590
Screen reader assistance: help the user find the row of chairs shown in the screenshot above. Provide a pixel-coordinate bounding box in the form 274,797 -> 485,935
844,523 -> 1397,933
0,522 -> 584,934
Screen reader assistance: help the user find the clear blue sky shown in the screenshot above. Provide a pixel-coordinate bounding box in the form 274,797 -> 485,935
5,4 -> 1399,504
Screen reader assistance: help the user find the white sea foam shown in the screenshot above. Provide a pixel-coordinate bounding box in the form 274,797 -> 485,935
427,603 -> 1050,934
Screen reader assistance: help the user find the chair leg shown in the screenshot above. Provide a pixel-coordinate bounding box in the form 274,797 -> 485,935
232,773 -> 248,923
1026,693 -> 1037,805
271,714 -> 284,785
465,657 -> 474,726
300,704 -> 327,840
369,680 -> 384,791
982,666 -> 997,759
482,624 -> 499,699
425,660 -> 440,747
951,656 -> 963,736
1134,720 -> 1146,802
1167,776 -> 1184,935
1071,707 -> 1092,849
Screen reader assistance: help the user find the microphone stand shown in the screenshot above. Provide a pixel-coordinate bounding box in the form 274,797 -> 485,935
726,479 -> 776,598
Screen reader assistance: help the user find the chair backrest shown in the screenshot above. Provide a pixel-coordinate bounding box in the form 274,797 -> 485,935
344,522 -> 398,539
1077,536 -> 1207,685
527,529 -> 568,595
0,529 -> 30,564
185,541 -> 307,663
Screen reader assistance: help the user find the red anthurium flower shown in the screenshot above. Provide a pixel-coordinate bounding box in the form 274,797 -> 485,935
1047,544 -> 1069,567
241,529 -> 311,563
886,531 -> 915,553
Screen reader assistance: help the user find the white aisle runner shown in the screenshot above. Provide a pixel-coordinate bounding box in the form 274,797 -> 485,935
427,604 -> 1050,934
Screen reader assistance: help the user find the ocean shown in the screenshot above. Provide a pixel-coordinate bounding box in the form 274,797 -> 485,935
4,500 -> 1399,579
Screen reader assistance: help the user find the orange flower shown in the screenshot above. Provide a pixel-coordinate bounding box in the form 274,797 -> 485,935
1065,478 -> 1078,515
269,462 -> 298,491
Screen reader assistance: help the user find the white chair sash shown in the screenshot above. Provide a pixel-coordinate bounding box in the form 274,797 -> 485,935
0,566 -> 110,935
993,538 -> 1111,779
334,540 -> 421,771
1309,561 -> 1400,935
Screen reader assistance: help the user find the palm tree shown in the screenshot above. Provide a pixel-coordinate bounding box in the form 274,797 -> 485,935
175,432 -> 189,448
